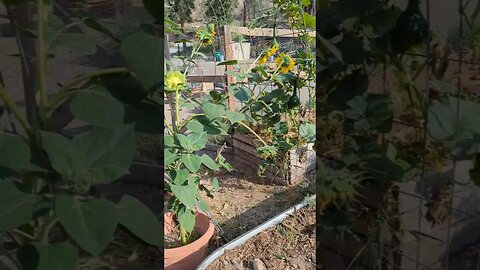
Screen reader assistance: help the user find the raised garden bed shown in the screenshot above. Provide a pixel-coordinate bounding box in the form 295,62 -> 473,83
203,205 -> 316,270
232,132 -> 315,186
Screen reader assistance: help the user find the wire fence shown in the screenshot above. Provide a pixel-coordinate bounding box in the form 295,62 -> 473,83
317,0 -> 480,269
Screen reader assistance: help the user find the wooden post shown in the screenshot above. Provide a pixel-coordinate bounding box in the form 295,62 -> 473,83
9,3 -> 38,128
223,25 -> 236,111
243,1 -> 247,26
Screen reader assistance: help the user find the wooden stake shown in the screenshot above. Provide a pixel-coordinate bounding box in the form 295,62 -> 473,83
223,25 -> 236,111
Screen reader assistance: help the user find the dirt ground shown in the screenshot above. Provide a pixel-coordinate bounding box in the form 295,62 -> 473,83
201,159 -> 315,248
206,206 -> 316,270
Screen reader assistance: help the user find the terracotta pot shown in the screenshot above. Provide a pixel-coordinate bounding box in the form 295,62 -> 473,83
164,211 -> 214,270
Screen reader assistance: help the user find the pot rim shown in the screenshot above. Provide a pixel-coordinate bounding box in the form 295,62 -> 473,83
164,211 -> 214,254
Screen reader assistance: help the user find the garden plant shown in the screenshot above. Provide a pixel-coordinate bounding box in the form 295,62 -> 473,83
226,0 -> 316,178
318,0 -> 480,267
0,0 -> 165,268
163,2 -> 317,269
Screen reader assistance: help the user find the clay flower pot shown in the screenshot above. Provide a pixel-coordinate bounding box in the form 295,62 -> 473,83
164,211 -> 214,270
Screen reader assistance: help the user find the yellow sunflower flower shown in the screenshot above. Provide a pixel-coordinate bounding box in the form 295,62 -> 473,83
257,41 -> 280,66
202,38 -> 213,46
275,53 -> 295,73
266,41 -> 280,57
209,23 -> 216,36
165,70 -> 186,92
258,56 -> 267,65
195,26 -> 215,47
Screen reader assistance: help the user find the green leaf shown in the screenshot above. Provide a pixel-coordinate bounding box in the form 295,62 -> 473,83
77,14 -> 120,42
70,86 -> 125,128
55,195 -> 117,256
318,35 -> 343,62
42,132 -> 79,176
186,118 -> 226,135
386,143 -> 398,161
428,97 -> 480,144
172,169 -> 189,185
0,132 -> 32,171
225,71 -> 249,81
43,125 -> 134,183
346,94 -> 392,132
197,197 -> 210,212
177,133 -> 208,151
201,154 -> 219,170
170,184 -> 198,209
182,154 -> 202,173
229,85 -> 251,102
37,243 -> 78,270
116,195 -> 162,246
0,180 -> 41,231
164,135 -> 175,147
48,14 -> 66,31
273,122 -> 289,135
211,177 -> 220,190
186,120 -> 205,133
217,60 -> 238,66
299,122 -> 316,143
16,244 -> 39,270
202,102 -> 226,120
74,124 -> 135,183
143,0 -> 162,21
301,0 -> 311,6
50,33 -> 97,55
301,13 -> 316,28
165,149 -> 178,167
225,111 -> 245,123
121,33 -> 163,91
177,207 -> 195,233
430,80 -> 456,95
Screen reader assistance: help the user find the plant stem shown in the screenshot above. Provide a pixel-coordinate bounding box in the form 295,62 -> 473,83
45,90 -> 82,112
46,67 -> 130,109
178,113 -> 205,130
38,214 -> 58,244
246,53 -> 264,74
175,89 -> 180,129
164,118 -> 175,135
184,42 -> 203,75
233,120 -> 268,146
37,0 -> 47,116
0,85 -> 32,134
180,226 -> 187,244
11,229 -> 35,241
59,67 -> 129,92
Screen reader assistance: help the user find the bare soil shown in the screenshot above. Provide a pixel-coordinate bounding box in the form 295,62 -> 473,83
198,153 -> 315,250
206,206 -> 316,270
165,227 -> 201,249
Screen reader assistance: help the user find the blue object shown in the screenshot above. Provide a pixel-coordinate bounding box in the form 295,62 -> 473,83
214,51 -> 224,61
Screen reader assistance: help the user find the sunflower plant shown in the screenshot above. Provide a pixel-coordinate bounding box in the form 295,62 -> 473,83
164,23 -> 266,244
225,3 -> 316,178
0,0 -> 165,268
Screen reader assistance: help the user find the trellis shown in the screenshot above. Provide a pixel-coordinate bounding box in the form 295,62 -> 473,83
318,0 -> 480,269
